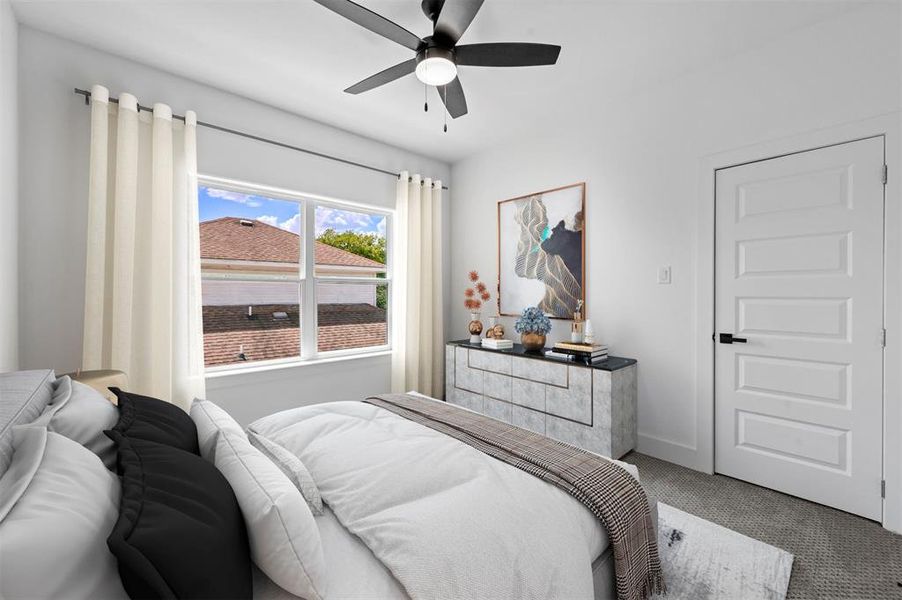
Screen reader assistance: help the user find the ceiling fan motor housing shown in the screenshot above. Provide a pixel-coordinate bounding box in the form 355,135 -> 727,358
416,42 -> 456,67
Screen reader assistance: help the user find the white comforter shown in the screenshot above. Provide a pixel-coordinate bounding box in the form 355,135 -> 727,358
250,400 -> 626,600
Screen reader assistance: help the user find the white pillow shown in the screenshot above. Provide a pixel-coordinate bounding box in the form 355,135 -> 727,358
0,427 -> 129,600
248,430 -> 324,516
32,376 -> 119,469
213,428 -> 328,600
190,399 -> 246,462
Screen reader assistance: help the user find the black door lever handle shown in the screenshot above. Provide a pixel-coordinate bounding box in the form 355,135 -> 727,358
719,333 -> 747,344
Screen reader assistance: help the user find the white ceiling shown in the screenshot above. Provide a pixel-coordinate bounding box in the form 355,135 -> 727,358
12,0 -> 858,163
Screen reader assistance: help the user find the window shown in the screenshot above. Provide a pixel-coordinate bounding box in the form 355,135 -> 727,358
197,179 -> 390,370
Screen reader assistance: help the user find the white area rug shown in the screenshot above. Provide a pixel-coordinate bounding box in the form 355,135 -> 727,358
653,503 -> 794,600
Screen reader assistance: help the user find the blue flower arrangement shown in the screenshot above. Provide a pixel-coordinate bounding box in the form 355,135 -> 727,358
514,306 -> 552,334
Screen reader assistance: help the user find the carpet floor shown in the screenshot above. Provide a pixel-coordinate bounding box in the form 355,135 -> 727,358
622,452 -> 902,599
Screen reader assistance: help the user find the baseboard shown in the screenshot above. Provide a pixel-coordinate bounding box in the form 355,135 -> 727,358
637,432 -> 707,473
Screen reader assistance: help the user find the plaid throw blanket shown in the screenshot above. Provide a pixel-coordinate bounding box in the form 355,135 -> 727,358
365,393 -> 665,600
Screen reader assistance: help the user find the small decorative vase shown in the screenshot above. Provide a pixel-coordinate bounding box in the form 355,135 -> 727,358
468,312 -> 483,343
520,332 -> 546,352
583,319 -> 595,344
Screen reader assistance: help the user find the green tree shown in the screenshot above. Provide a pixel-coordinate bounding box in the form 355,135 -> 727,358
317,228 -> 387,309
317,228 -> 386,264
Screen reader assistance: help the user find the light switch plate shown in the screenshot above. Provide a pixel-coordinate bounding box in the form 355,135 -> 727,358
657,265 -> 672,284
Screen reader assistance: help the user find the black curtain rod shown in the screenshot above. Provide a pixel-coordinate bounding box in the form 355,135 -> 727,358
73,88 -> 448,191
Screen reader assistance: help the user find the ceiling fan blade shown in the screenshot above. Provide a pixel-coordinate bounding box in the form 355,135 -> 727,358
344,59 -> 417,94
437,77 -> 468,118
433,0 -> 484,45
456,43 -> 561,67
312,0 -> 422,51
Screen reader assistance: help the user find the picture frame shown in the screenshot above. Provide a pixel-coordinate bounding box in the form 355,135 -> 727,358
496,182 -> 586,319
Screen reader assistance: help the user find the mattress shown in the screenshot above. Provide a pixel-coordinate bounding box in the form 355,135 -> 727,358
250,503 -> 644,600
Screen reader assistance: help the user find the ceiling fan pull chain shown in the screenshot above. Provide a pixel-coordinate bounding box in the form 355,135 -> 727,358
424,84 -> 428,112
443,86 -> 448,133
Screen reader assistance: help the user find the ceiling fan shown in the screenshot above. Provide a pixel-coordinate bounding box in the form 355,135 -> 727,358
312,0 -> 561,120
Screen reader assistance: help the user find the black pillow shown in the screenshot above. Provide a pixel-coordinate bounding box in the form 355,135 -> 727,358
106,431 -> 252,600
110,388 -> 200,455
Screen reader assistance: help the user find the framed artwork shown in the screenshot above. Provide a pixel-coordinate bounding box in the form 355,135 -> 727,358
497,182 -> 586,319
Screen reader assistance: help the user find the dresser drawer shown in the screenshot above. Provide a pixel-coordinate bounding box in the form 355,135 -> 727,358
512,356 -> 568,387
545,366 -> 591,424
469,348 -> 512,375
454,346 -> 483,394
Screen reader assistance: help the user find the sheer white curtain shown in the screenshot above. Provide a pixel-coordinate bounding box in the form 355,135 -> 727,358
391,172 -> 444,397
82,84 -> 205,409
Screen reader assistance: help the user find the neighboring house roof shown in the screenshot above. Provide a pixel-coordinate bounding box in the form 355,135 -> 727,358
202,303 -> 386,367
199,217 -> 385,269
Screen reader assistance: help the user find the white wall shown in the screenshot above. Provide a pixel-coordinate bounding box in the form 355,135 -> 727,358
0,0 -> 17,372
450,4 -> 900,470
17,27 -> 450,421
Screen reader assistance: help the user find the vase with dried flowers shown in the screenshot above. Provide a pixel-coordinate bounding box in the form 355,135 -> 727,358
464,270 -> 491,343
514,306 -> 552,352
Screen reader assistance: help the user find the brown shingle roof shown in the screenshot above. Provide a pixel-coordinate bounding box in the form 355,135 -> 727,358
202,303 -> 386,367
199,217 -> 385,269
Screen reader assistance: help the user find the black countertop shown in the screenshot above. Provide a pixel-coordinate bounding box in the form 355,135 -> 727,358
448,340 -> 637,372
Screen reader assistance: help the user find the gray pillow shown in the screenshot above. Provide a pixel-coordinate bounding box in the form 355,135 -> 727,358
248,430 -> 324,516
0,369 -> 56,477
0,426 -> 129,599
190,399 -> 247,463
32,376 -> 119,470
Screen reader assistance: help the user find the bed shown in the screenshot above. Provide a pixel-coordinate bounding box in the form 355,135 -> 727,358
0,370 -> 660,600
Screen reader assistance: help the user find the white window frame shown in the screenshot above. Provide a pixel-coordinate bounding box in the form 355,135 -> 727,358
198,175 -> 393,373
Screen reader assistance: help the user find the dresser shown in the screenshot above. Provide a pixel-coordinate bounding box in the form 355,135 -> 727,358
445,341 -> 637,459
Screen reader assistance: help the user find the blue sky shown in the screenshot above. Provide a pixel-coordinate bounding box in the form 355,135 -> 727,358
198,185 -> 385,237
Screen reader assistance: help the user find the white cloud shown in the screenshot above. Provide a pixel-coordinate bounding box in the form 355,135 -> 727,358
279,213 -> 301,234
256,215 -> 279,227
315,207 -> 384,236
256,213 -> 300,234
206,187 -> 263,207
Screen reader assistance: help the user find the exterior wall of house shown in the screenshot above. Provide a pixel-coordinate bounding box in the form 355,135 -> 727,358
316,282 -> 378,306
201,279 -> 378,307
200,260 -> 382,307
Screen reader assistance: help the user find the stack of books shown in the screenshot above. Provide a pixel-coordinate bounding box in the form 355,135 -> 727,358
482,338 -> 514,350
551,342 -> 609,363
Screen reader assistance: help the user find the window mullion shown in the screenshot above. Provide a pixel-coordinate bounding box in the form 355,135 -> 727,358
300,201 -> 317,359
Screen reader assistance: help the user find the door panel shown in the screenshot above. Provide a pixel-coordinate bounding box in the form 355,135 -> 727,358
737,232 -> 850,277
737,297 -> 850,340
715,137 -> 884,520
736,353 -> 850,406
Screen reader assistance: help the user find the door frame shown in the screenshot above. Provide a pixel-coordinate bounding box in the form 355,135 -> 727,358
695,113 -> 901,532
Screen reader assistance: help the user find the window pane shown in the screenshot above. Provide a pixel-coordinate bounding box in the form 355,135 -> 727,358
314,206 -> 386,278
202,280 -> 300,367
198,185 -> 301,278
317,282 -> 388,353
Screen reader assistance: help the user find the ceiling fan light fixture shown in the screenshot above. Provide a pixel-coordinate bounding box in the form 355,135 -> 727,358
415,52 -> 457,86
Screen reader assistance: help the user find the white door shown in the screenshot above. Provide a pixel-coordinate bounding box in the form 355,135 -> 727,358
715,137 -> 885,520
